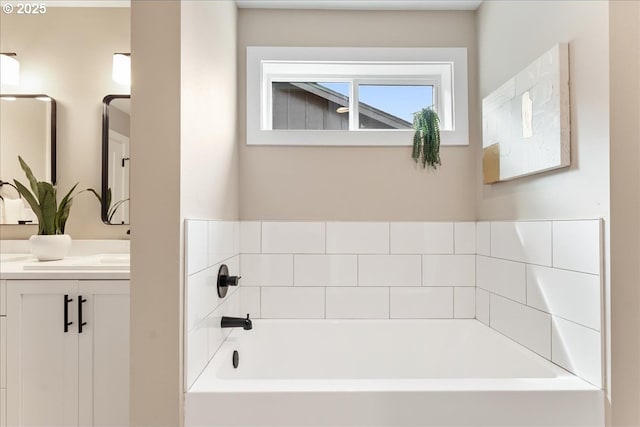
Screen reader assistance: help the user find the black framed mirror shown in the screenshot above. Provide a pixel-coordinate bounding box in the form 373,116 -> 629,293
0,94 -> 56,225
102,95 -> 130,225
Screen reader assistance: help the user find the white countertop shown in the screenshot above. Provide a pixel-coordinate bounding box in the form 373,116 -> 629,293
0,253 -> 130,280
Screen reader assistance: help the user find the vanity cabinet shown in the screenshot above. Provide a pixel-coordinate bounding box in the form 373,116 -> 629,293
6,280 -> 130,427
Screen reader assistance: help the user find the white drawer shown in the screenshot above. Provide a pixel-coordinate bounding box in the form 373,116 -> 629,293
0,280 -> 5,316
0,317 -> 4,389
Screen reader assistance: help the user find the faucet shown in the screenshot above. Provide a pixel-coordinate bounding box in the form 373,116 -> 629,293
221,313 -> 252,330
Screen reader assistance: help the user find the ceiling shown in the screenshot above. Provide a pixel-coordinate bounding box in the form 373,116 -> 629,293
235,0 -> 483,10
43,0 -> 482,10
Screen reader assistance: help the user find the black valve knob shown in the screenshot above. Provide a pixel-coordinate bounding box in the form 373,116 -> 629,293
217,264 -> 241,298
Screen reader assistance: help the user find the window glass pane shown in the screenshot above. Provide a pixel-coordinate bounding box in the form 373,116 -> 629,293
272,82 -> 350,130
358,84 -> 433,129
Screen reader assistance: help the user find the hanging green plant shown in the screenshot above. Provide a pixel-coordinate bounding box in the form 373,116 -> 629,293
411,107 -> 441,170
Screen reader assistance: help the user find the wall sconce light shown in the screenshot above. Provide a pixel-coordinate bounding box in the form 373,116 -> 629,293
112,53 -> 131,86
1,53 -> 20,86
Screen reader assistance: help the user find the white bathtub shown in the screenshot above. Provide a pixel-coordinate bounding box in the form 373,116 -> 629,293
186,319 -> 603,427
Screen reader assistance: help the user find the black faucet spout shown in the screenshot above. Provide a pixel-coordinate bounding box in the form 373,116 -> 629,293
221,314 -> 252,330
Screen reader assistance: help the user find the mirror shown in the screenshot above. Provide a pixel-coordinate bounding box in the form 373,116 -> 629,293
102,95 -> 130,225
0,94 -> 56,225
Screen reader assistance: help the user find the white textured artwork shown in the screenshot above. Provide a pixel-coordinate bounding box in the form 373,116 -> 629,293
482,44 -> 570,184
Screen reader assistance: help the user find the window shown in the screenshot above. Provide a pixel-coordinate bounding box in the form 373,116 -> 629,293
247,47 -> 468,146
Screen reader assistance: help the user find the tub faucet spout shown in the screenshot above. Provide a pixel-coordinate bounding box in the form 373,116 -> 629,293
221,314 -> 252,330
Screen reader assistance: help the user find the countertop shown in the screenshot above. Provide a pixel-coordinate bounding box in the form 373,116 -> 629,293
0,253 -> 130,280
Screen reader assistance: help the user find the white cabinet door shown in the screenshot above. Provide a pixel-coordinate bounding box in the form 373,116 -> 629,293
7,281 -> 79,427
78,281 -> 130,427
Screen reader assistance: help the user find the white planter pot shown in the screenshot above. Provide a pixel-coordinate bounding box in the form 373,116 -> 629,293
29,234 -> 72,261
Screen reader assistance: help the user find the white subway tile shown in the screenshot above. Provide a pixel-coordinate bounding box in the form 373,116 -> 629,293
185,265 -> 218,332
490,294 -> 551,358
262,222 -> 325,254
240,221 -> 261,253
454,287 -> 476,318
390,222 -> 454,254
186,325 -> 208,390
553,220 -> 601,275
186,220 -> 208,275
326,222 -> 389,254
491,221 -> 552,266
552,317 -> 602,388
390,287 -> 453,318
359,255 -> 421,287
261,287 -> 325,319
476,288 -> 490,326
476,256 -> 526,303
476,222 -> 491,256
423,255 -> 475,286
326,287 -> 389,319
208,221 -> 237,266
207,291 -> 240,358
240,254 -> 293,286
294,255 -> 357,287
240,286 -> 261,319
527,265 -> 601,330
454,222 -> 476,254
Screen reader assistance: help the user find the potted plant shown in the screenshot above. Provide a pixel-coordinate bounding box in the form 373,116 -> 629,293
411,107 -> 442,170
13,156 -> 78,261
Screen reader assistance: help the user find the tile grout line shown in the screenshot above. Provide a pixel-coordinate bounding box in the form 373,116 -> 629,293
453,222 -> 456,255
476,254 -> 599,277
452,286 -> 456,318
324,286 -> 327,319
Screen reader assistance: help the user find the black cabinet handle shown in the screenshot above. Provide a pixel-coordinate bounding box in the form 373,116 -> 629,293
78,296 -> 87,333
64,294 -> 73,333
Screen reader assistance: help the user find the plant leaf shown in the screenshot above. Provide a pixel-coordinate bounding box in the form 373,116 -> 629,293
56,183 -> 78,234
107,198 -> 129,223
18,156 -> 40,199
57,198 -> 73,234
39,186 -> 57,235
13,179 -> 43,225
84,188 -> 102,203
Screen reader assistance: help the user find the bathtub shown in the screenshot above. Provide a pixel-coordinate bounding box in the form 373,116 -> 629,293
186,319 -> 603,427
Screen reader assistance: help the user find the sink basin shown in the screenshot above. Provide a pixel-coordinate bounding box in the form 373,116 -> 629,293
21,254 -> 130,271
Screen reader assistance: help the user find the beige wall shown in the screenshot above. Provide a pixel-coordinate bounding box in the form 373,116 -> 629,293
130,2 -> 182,425
0,8 -> 130,239
110,104 -> 130,137
181,0 -> 239,221
130,1 -> 238,426
238,9 -> 477,221
0,99 -> 48,190
610,1 -> 640,425
476,1 -> 609,220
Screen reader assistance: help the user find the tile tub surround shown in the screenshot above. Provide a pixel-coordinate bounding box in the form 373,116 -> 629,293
475,220 -> 603,388
185,220 -> 241,389
184,219 -> 604,391
239,221 -> 477,320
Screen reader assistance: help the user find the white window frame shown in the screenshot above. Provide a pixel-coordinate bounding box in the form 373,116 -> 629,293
247,47 -> 469,146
